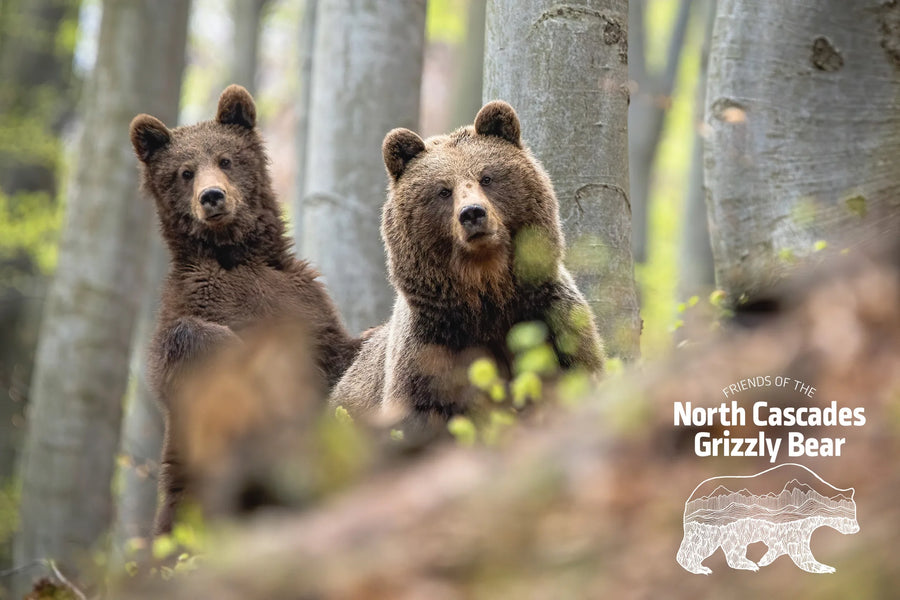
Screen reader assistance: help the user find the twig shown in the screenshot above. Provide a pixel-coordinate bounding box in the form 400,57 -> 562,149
46,559 -> 88,600
0,559 -> 44,578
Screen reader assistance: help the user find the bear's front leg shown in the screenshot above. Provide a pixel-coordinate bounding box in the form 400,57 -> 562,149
153,429 -> 186,536
150,316 -> 240,535
150,316 -> 241,402
546,297 -> 605,374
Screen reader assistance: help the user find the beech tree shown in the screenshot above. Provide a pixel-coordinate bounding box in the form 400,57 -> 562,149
484,0 -> 641,360
300,0 -> 426,334
704,0 -> 900,299
0,0 -> 81,495
13,1 -> 191,594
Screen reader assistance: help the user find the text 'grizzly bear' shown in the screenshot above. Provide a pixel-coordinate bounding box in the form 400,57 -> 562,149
130,85 -> 359,534
332,101 -> 604,439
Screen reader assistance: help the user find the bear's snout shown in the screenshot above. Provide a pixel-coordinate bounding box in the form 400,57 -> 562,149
459,204 -> 488,238
199,187 -> 227,218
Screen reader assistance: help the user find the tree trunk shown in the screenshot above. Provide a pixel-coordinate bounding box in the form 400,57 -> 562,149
291,0 -> 317,245
0,0 -> 80,497
704,0 -> 900,300
628,0 -> 693,264
677,0 -> 716,298
229,0 -> 268,95
108,0 -> 190,568
449,0 -> 487,130
13,1 -> 191,595
300,0 -> 426,335
483,0 -> 641,360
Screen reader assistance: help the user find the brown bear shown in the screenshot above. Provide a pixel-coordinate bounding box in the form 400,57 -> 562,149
331,101 -> 604,438
130,85 -> 359,534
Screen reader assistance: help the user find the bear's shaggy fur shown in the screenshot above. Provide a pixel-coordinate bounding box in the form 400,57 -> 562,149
331,101 -> 603,438
130,85 -> 359,534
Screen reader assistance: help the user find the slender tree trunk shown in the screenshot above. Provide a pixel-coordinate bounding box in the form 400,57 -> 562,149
300,0 -> 426,334
230,0 -> 268,95
704,0 -> 900,300
0,0 -> 80,493
291,0 -> 317,245
13,1 -> 191,595
108,0 -> 190,569
628,0 -> 693,264
449,0 -> 486,130
484,0 -> 641,360
678,0 -> 715,298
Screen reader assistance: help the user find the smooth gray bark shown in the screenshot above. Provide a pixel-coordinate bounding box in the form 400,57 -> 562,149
291,0 -> 317,245
108,0 -> 189,565
230,0 -> 268,95
13,1 -> 191,594
449,0 -> 487,130
484,0 -> 641,360
678,0 -> 715,297
301,0 -> 426,334
0,0 -> 80,489
705,0 -> 900,299
628,0 -> 693,263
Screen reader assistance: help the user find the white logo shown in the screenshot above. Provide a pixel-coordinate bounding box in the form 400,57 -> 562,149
677,463 -> 858,574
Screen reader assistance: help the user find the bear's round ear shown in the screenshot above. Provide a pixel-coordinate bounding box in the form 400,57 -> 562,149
130,114 -> 171,163
216,84 -> 257,129
474,100 -> 521,148
383,128 -> 426,180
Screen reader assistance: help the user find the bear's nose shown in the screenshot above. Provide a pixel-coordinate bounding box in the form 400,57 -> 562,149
458,204 -> 487,230
200,187 -> 225,208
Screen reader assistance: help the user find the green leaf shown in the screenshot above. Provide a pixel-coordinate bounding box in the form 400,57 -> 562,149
468,357 -> 498,390
844,194 -> 867,217
507,321 -> 549,354
514,344 -> 559,376
489,382 -> 507,403
334,405 -> 354,425
558,370 -> 591,405
152,535 -> 176,561
511,372 -> 542,408
447,416 -> 477,446
709,289 -> 727,307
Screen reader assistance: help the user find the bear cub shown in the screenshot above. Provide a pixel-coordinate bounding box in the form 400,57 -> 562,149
332,101 -> 604,438
130,85 -> 359,534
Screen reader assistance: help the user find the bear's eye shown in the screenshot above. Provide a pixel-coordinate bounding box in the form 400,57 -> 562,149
219,157 -> 231,169
181,169 -> 194,180
480,175 -> 492,186
438,187 -> 452,198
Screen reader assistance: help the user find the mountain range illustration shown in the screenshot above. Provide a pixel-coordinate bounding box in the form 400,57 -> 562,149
677,463 -> 859,575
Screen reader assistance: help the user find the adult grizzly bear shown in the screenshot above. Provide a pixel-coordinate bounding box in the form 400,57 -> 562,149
130,85 -> 359,534
332,101 -> 603,439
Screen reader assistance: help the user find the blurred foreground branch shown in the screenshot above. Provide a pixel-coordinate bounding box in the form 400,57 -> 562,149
122,241 -> 900,599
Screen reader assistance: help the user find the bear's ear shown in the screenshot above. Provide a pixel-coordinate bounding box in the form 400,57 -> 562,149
130,114 -> 171,163
474,100 -> 521,148
216,84 -> 257,129
383,128 -> 426,180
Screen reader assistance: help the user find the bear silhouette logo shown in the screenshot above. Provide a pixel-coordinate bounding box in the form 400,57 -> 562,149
677,463 -> 859,574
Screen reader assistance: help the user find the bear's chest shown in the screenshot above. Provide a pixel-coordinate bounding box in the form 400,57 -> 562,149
176,263 -> 300,328
417,293 -> 552,351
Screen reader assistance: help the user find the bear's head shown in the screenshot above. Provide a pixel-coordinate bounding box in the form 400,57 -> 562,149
381,101 -> 564,306
130,85 -> 281,258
